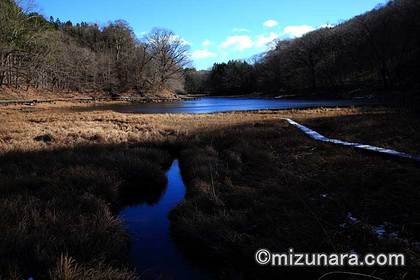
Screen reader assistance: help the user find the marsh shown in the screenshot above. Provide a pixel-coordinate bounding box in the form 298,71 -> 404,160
1,0 -> 420,278
1,101 -> 419,279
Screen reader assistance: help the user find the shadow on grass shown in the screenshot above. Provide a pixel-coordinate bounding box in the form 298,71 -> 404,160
301,109 -> 420,156
170,119 -> 420,280
1,116 -> 420,279
0,142 -> 173,279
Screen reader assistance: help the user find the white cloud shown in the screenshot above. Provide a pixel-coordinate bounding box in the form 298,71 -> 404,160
202,39 -> 211,46
191,49 -> 217,59
169,35 -> 191,46
232,27 -> 250,33
282,25 -> 315,38
256,32 -> 279,48
263,19 -> 279,28
220,35 -> 254,51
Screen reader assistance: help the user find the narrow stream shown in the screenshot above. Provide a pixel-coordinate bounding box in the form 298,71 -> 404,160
119,160 -> 210,280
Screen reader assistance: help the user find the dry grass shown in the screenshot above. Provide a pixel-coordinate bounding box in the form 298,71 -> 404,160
169,109 -> 420,279
0,86 -> 108,101
301,108 -> 420,155
49,255 -> 138,280
0,102 -> 182,279
0,101 -> 376,154
0,144 -> 172,279
0,101 -> 419,279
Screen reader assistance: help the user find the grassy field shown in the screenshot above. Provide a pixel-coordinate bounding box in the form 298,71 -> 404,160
0,102 -> 419,279
300,107 -> 420,155
172,117 -> 420,279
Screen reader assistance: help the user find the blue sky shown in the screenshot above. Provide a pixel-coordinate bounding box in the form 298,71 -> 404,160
36,0 -> 387,70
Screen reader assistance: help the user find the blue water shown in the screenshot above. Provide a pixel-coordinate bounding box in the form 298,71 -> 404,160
119,160 -> 210,280
105,97 -> 367,114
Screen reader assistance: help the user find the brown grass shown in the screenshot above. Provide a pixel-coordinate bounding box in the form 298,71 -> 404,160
49,255 -> 138,280
300,108 -> 420,155
0,144 -> 173,279
171,120 -> 420,279
0,101 -> 419,279
0,86 -> 108,101
0,101 -> 382,153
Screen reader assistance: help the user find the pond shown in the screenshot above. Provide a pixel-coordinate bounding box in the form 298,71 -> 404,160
81,97 -> 370,114
118,160 -> 211,280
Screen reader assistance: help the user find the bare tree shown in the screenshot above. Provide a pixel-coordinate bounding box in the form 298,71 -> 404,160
145,28 -> 191,93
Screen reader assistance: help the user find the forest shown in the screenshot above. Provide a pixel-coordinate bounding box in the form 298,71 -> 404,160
1,0 -> 420,98
0,0 -> 190,97
186,0 -> 420,98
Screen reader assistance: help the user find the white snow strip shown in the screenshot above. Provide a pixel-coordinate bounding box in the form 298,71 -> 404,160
285,118 -> 420,162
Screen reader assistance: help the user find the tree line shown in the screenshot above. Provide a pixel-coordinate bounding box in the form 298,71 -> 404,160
2,0 -> 419,98
186,0 -> 420,97
0,0 -> 190,96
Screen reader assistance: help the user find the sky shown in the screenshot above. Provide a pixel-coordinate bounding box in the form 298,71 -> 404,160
35,0 -> 387,70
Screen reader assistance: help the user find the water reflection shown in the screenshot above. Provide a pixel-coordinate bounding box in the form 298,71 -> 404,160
119,160 -> 210,280
119,178 -> 168,206
74,97 -> 370,114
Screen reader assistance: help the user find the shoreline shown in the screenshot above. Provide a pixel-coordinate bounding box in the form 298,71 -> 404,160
0,96 -> 189,106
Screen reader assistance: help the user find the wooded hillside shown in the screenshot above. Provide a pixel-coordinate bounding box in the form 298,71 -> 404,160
0,0 -> 190,97
187,0 -> 420,98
